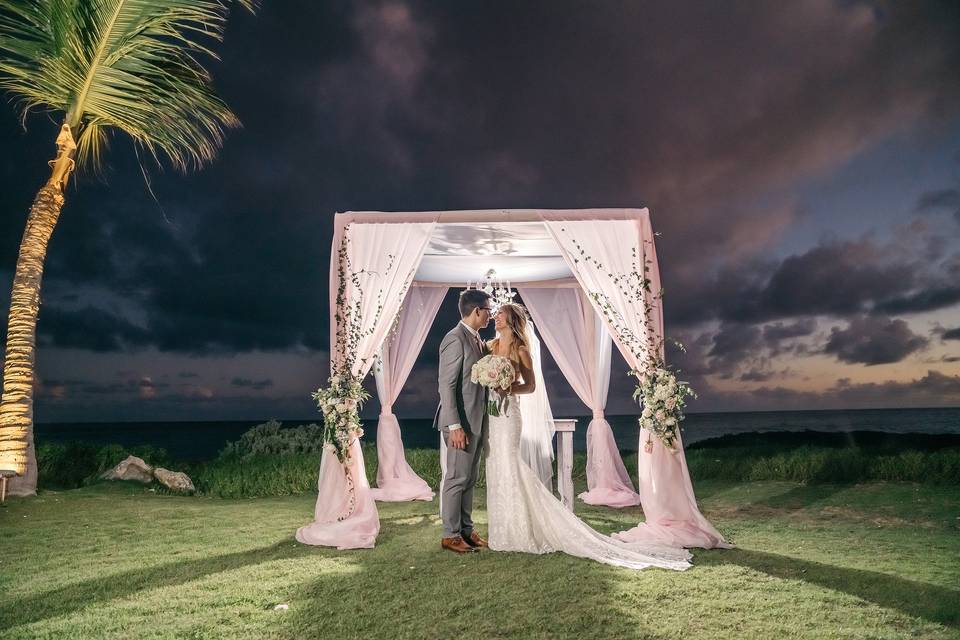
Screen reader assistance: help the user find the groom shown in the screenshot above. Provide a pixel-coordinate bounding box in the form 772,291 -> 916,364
434,289 -> 494,554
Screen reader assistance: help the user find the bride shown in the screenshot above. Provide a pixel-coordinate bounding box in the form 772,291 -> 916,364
484,302 -> 692,571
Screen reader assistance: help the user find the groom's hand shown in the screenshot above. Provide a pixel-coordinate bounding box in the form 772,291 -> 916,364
450,429 -> 469,450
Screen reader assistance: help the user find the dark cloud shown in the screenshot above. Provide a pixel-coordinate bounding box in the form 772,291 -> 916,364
739,368 -> 776,383
762,319 -> 817,356
763,319 -> 817,342
876,286 -> 960,314
915,188 -> 960,222
707,323 -> 762,378
693,318 -> 817,381
7,1 -> 960,354
37,376 -> 170,399
3,1 -> 960,419
759,242 -> 914,318
824,315 -> 929,365
915,188 -> 960,211
37,306 -> 151,352
230,377 -> 273,390
942,327 -> 960,341
668,233 -> 960,328
36,388 -> 315,423
748,370 -> 960,410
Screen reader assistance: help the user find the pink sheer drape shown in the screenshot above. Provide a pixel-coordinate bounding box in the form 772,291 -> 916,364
520,287 -> 640,507
543,212 -> 730,549
295,439 -> 378,549
297,220 -> 437,549
371,285 -> 446,501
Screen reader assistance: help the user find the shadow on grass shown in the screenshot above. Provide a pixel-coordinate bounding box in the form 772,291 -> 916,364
698,547 -> 959,628
278,545 -> 642,639
269,504 -> 655,639
573,511 -> 644,535
752,484 -> 848,510
0,539 -> 316,629
686,481 -> 728,501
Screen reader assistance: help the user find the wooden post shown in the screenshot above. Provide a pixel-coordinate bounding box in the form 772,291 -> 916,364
0,471 -> 12,503
553,419 -> 577,512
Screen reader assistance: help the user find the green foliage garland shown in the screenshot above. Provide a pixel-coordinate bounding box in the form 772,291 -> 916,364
565,230 -> 696,451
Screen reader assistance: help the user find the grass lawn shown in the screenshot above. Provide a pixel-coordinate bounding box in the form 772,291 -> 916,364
1,480 -> 958,639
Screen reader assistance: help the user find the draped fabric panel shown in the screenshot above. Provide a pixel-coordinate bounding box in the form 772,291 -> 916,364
542,214 -> 730,549
371,285 -> 447,501
295,440 -> 378,549
297,220 -> 437,549
520,287 -> 640,507
581,312 -> 642,507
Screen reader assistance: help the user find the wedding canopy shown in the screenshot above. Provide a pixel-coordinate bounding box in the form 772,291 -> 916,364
296,209 -> 729,551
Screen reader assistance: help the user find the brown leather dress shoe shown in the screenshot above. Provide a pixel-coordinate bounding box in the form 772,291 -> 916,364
463,532 -> 488,548
441,536 -> 476,554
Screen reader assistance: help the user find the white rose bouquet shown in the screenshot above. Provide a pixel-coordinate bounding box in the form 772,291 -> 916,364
471,354 -> 516,416
632,366 -> 696,452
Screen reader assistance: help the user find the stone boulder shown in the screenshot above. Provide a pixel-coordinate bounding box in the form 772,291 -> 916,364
101,455 -> 154,483
153,468 -> 195,493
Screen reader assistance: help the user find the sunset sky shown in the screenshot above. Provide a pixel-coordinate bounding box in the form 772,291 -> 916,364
1,1 -> 958,422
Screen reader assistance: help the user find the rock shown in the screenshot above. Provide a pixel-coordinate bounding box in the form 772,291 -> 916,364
153,468 -> 195,493
101,455 -> 154,483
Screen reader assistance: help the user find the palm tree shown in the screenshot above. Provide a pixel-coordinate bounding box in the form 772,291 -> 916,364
0,0 -> 257,496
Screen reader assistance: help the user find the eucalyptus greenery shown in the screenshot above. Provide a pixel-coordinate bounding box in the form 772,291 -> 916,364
316,226 -> 405,463
566,231 -> 696,450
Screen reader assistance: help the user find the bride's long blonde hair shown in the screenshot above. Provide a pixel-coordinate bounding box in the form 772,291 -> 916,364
490,302 -> 529,363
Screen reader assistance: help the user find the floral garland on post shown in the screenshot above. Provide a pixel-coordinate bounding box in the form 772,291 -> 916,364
311,226 -> 411,520
565,231 -> 696,452
315,225 -> 405,462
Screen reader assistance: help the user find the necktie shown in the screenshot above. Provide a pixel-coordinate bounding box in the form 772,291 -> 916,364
475,334 -> 484,353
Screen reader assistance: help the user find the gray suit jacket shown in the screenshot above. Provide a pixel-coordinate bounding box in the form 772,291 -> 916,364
433,323 -> 488,435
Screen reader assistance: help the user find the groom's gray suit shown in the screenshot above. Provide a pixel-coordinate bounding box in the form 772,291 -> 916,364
433,322 -> 489,539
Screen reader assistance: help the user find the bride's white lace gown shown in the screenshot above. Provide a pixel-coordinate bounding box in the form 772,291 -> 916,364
486,393 -> 692,571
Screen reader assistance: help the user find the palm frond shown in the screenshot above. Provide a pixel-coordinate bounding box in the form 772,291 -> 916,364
0,0 -> 257,172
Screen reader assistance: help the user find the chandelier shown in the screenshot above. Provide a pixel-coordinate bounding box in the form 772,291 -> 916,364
466,269 -> 516,309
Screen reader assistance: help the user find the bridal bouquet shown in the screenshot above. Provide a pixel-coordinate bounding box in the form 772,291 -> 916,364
632,366 -> 696,453
471,354 -> 515,416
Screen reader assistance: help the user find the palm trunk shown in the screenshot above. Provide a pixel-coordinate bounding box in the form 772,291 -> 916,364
0,124 -> 76,497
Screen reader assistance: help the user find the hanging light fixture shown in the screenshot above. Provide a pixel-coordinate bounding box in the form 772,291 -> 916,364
466,268 -> 516,309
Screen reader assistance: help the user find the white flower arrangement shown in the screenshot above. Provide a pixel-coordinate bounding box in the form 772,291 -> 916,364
470,354 -> 515,416
317,226 -> 406,464
312,373 -> 369,462
632,366 -> 696,452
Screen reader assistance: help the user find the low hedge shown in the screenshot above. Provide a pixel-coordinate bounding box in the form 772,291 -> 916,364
35,423 -> 960,496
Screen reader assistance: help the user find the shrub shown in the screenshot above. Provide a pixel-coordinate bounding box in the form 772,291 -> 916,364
682,444 -> 960,484
193,453 -> 320,498
37,441 -> 170,489
218,419 -> 326,458
38,425 -> 960,498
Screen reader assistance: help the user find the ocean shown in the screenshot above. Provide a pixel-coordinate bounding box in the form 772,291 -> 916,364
33,407 -> 960,461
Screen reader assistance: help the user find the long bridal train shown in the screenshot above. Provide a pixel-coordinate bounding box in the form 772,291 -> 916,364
487,394 -> 692,571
